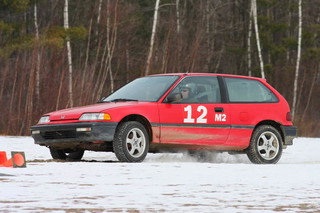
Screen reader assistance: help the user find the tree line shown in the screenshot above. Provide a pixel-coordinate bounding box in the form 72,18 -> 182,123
0,0 -> 319,137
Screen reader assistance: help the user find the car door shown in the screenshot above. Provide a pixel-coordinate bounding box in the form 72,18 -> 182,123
223,76 -> 279,147
158,75 -> 230,146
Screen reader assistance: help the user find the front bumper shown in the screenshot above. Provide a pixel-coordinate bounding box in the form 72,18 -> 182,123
281,125 -> 297,145
31,122 -> 118,145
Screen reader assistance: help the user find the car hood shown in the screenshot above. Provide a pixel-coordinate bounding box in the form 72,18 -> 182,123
47,102 -> 141,121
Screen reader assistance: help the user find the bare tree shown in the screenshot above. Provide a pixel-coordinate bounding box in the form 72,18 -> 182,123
96,0 -> 103,36
81,17 -> 93,104
175,0 -> 181,72
292,0 -> 302,120
34,1 -> 41,104
205,0 -> 210,73
176,0 -> 181,34
145,0 -> 160,76
23,1 -> 42,132
96,0 -> 118,99
301,67 -> 318,122
251,0 -> 265,78
286,7 -> 292,62
64,0 -> 73,107
247,2 -> 253,76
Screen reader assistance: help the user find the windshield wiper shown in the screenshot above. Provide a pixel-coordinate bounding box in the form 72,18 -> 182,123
109,98 -> 138,102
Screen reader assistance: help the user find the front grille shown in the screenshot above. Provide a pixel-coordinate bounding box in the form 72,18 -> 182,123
42,130 -> 76,140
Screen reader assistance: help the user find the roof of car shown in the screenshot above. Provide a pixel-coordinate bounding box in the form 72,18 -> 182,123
149,73 -> 265,81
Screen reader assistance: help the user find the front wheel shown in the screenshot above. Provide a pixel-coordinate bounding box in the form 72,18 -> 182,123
113,121 -> 149,162
246,125 -> 283,164
49,147 -> 84,161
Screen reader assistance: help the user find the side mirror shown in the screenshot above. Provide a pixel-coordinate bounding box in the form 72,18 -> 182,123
166,93 -> 182,103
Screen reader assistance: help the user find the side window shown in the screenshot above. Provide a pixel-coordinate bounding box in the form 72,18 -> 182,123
224,77 -> 278,103
166,76 -> 221,103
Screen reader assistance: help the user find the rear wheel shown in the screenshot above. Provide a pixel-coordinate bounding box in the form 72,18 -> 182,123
113,121 -> 149,162
49,147 -> 84,161
246,125 -> 283,164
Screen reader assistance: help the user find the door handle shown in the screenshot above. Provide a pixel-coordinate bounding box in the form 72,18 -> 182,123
215,107 -> 224,113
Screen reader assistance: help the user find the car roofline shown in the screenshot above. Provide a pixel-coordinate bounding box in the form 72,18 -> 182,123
148,73 -> 266,81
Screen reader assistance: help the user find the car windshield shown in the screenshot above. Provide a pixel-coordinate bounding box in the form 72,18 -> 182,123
102,75 -> 179,102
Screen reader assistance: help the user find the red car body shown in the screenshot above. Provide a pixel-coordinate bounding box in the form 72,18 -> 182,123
31,73 -> 296,163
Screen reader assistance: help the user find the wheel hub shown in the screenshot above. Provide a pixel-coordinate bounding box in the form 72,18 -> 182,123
257,131 -> 279,160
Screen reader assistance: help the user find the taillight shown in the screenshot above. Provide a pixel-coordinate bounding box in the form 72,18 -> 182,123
286,112 -> 292,121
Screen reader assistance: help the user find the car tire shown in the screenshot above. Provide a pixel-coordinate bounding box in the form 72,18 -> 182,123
49,147 -> 84,161
113,121 -> 149,162
246,125 -> 283,164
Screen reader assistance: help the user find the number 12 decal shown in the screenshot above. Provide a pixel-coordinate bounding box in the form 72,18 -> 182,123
183,105 -> 227,123
184,105 -> 207,123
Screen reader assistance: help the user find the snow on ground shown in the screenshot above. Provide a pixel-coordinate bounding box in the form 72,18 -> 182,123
1,136 -> 320,212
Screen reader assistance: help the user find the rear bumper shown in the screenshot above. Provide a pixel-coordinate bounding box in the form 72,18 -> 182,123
31,122 -> 118,146
281,125 -> 297,145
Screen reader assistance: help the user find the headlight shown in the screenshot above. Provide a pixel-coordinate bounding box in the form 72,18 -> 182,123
79,113 -> 111,121
38,116 -> 50,124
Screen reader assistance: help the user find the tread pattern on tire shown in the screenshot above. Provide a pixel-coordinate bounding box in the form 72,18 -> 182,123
49,147 -> 84,161
113,121 -> 149,162
246,125 -> 283,164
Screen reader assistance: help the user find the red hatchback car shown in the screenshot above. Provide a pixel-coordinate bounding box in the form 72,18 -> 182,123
31,73 -> 296,164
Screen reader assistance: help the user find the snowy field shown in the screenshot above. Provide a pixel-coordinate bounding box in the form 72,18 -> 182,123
1,136 -> 320,213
